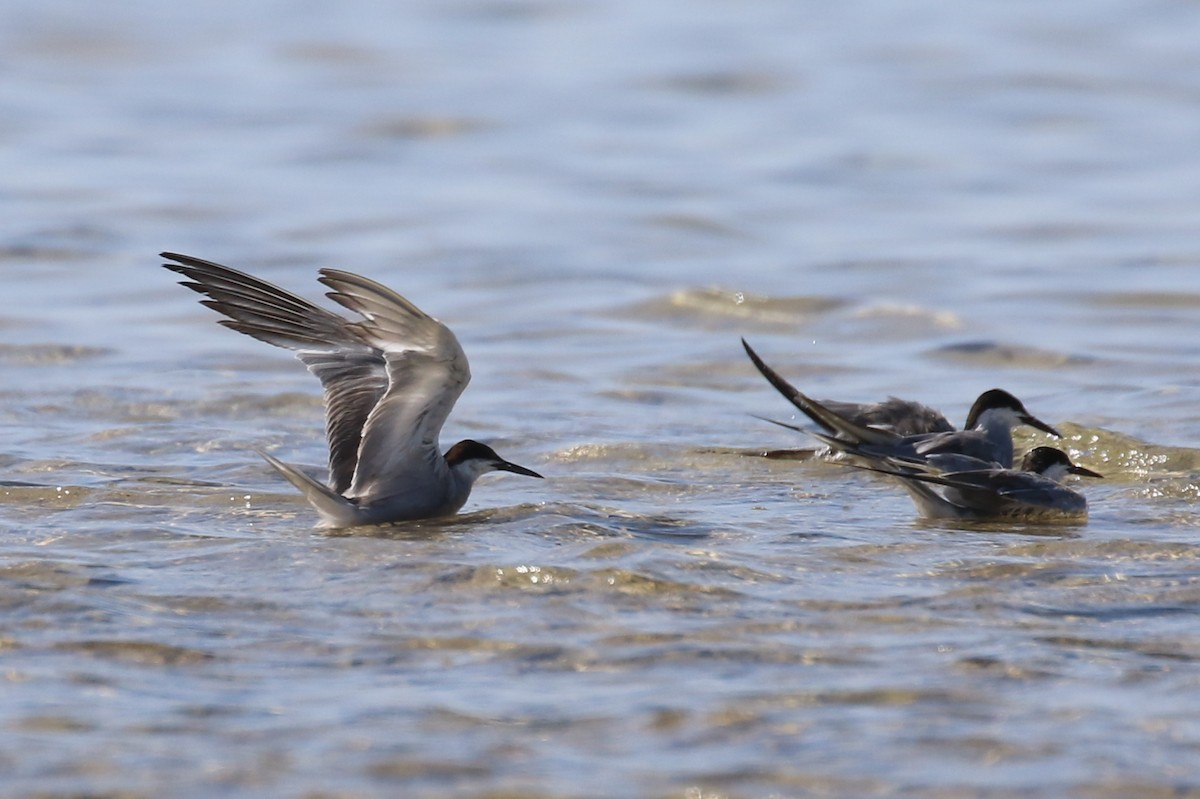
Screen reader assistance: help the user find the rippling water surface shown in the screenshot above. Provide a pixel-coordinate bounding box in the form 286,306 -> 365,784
5,1 -> 1200,797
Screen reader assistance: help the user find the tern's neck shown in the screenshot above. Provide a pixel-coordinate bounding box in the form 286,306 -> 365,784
970,407 -> 1021,434
972,408 -> 1019,467
449,459 -> 493,494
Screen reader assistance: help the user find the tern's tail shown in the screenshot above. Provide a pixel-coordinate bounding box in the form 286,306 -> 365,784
258,451 -> 362,529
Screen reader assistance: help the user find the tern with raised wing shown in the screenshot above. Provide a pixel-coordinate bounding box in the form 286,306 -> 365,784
742,339 -> 1060,468
162,252 -> 543,528
851,446 -> 1103,521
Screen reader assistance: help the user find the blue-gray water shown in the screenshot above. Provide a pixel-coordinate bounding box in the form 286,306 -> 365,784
4,1 -> 1200,797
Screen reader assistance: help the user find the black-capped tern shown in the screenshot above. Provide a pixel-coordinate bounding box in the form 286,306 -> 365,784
851,446 -> 1103,521
742,339 -> 1061,468
162,252 -> 543,528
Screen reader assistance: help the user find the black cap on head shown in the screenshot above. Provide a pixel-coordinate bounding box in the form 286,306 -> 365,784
1021,446 -> 1071,472
1021,446 -> 1103,479
965,389 -> 1025,428
966,388 -> 1061,437
444,439 -> 543,479
444,439 -> 501,466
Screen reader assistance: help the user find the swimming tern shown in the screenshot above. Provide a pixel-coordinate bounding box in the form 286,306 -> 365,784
162,252 -> 543,528
850,446 -> 1103,521
741,339 -> 1061,468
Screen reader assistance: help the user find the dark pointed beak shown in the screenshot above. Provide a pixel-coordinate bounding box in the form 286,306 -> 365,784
1022,414 -> 1062,438
1068,464 -> 1104,479
497,460 -> 543,479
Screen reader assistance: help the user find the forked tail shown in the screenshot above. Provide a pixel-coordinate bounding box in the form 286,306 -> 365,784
258,451 -> 363,529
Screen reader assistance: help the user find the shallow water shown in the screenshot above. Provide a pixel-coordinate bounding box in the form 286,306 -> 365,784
4,1 -> 1200,797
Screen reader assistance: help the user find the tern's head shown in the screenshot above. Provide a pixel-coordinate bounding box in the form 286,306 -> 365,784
444,440 -> 544,485
1021,446 -> 1104,481
965,389 -> 1062,438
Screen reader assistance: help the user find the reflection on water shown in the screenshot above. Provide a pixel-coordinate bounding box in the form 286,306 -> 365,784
4,0 -> 1200,796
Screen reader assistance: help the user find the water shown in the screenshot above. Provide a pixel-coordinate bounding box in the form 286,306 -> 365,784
3,0 -> 1200,796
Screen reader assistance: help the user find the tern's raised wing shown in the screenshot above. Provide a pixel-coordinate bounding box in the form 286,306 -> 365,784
161,252 -> 388,494
741,339 -> 901,447
318,269 -> 470,502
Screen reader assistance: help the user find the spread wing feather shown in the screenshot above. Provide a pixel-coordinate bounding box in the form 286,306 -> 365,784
318,269 -> 470,501
161,252 -> 388,493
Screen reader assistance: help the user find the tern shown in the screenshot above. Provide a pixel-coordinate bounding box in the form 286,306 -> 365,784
741,339 -> 1061,468
162,252 -> 543,528
852,446 -> 1103,521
